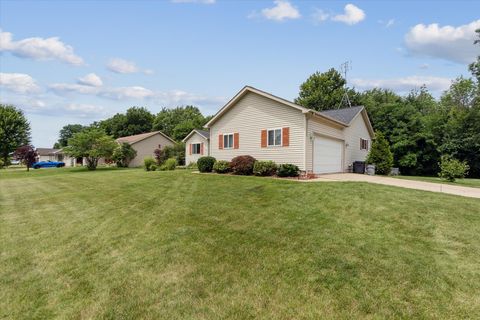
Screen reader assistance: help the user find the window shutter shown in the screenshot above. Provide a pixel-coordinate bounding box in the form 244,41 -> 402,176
360,138 -> 362,150
189,144 -> 192,155
234,133 -> 239,149
282,127 -> 290,147
218,134 -> 223,149
261,130 -> 267,148
200,143 -> 204,155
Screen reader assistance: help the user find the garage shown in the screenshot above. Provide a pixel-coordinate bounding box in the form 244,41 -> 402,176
313,135 -> 343,174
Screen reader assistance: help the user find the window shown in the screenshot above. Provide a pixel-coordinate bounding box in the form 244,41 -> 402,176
223,134 -> 234,149
192,143 -> 201,154
360,138 -> 369,150
267,128 -> 282,146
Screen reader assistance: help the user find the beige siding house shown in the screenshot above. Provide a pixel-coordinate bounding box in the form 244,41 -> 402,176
182,129 -> 209,165
184,86 -> 374,174
36,148 -> 78,167
116,131 -> 175,167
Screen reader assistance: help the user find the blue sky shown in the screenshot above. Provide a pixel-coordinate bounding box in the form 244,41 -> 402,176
1,0 -> 479,147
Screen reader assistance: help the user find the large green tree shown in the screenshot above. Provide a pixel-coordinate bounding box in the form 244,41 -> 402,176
468,28 -> 480,83
152,106 -> 206,141
63,129 -> 117,170
0,104 -> 31,165
295,68 -> 359,111
100,107 -> 154,138
57,124 -> 86,147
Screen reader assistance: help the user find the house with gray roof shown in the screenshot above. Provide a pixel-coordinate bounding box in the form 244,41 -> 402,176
183,86 -> 374,174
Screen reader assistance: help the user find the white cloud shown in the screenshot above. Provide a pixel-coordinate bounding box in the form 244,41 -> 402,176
99,86 -> 155,100
63,103 -> 107,117
0,29 -> 84,65
106,58 -> 153,75
49,82 -> 154,100
171,0 -> 215,4
405,19 -> 480,64
312,9 -> 330,23
0,72 -> 41,94
106,58 -> 139,74
332,4 -> 365,25
386,19 -> 395,28
259,0 -> 301,22
419,63 -> 429,70
352,75 -> 451,92
77,73 -> 103,87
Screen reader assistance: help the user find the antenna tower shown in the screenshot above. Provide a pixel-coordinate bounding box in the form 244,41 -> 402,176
338,60 -> 352,108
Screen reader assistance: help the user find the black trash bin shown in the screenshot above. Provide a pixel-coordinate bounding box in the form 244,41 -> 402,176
353,161 -> 366,174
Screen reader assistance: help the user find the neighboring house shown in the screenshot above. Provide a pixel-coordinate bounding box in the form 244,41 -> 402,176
183,86 -> 374,174
182,129 -> 209,165
116,131 -> 176,167
36,148 -> 78,167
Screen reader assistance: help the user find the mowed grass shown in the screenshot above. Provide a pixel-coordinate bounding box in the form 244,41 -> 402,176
1,168 -> 480,319
394,175 -> 480,188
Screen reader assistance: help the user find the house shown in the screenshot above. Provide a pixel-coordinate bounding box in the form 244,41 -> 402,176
116,131 -> 176,167
36,148 -> 78,167
183,86 -> 374,174
182,129 -> 210,165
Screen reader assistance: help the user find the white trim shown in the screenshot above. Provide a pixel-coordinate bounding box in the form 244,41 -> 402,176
191,143 -> 201,155
182,129 -> 209,143
266,127 -> 282,147
222,133 -> 235,149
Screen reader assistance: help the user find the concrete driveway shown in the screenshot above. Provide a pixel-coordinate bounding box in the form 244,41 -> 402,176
309,173 -> 480,199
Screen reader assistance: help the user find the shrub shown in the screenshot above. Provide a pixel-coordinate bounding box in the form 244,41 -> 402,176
144,157 -> 156,171
197,156 -> 216,173
366,131 -> 393,175
438,156 -> 469,182
230,155 -> 256,175
160,157 -> 177,171
112,142 -> 137,167
0,158 -> 4,169
154,142 -> 185,166
277,163 -> 300,177
150,164 -> 157,171
253,160 -> 277,176
213,160 -> 231,174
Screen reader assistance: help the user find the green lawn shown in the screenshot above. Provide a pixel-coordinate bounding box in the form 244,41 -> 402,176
1,168 -> 480,319
394,175 -> 480,188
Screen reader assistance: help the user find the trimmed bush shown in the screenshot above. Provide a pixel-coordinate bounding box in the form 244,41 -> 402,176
366,131 -> 393,175
277,163 -> 300,177
144,157 -> 156,171
197,156 -> 216,173
150,164 -> 157,171
213,160 -> 231,174
160,157 -> 177,171
253,160 -> 277,176
230,155 -> 256,175
438,156 -> 469,182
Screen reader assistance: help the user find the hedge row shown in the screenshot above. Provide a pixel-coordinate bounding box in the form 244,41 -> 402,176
197,155 -> 299,177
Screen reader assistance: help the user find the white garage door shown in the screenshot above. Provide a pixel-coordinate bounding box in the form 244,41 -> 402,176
313,136 -> 343,174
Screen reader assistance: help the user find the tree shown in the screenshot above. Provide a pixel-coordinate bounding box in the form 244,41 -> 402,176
112,143 -> 137,167
468,28 -> 480,83
57,124 -> 86,147
13,145 -> 37,171
295,68 -> 359,111
153,106 -> 206,141
366,131 -> 393,175
63,129 -> 117,170
0,104 -> 31,165
100,107 -> 154,138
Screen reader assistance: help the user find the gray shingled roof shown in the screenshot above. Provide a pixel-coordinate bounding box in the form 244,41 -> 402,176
196,129 -> 209,139
320,106 -> 364,124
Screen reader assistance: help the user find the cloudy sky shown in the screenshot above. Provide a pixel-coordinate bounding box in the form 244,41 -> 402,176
1,0 -> 479,147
